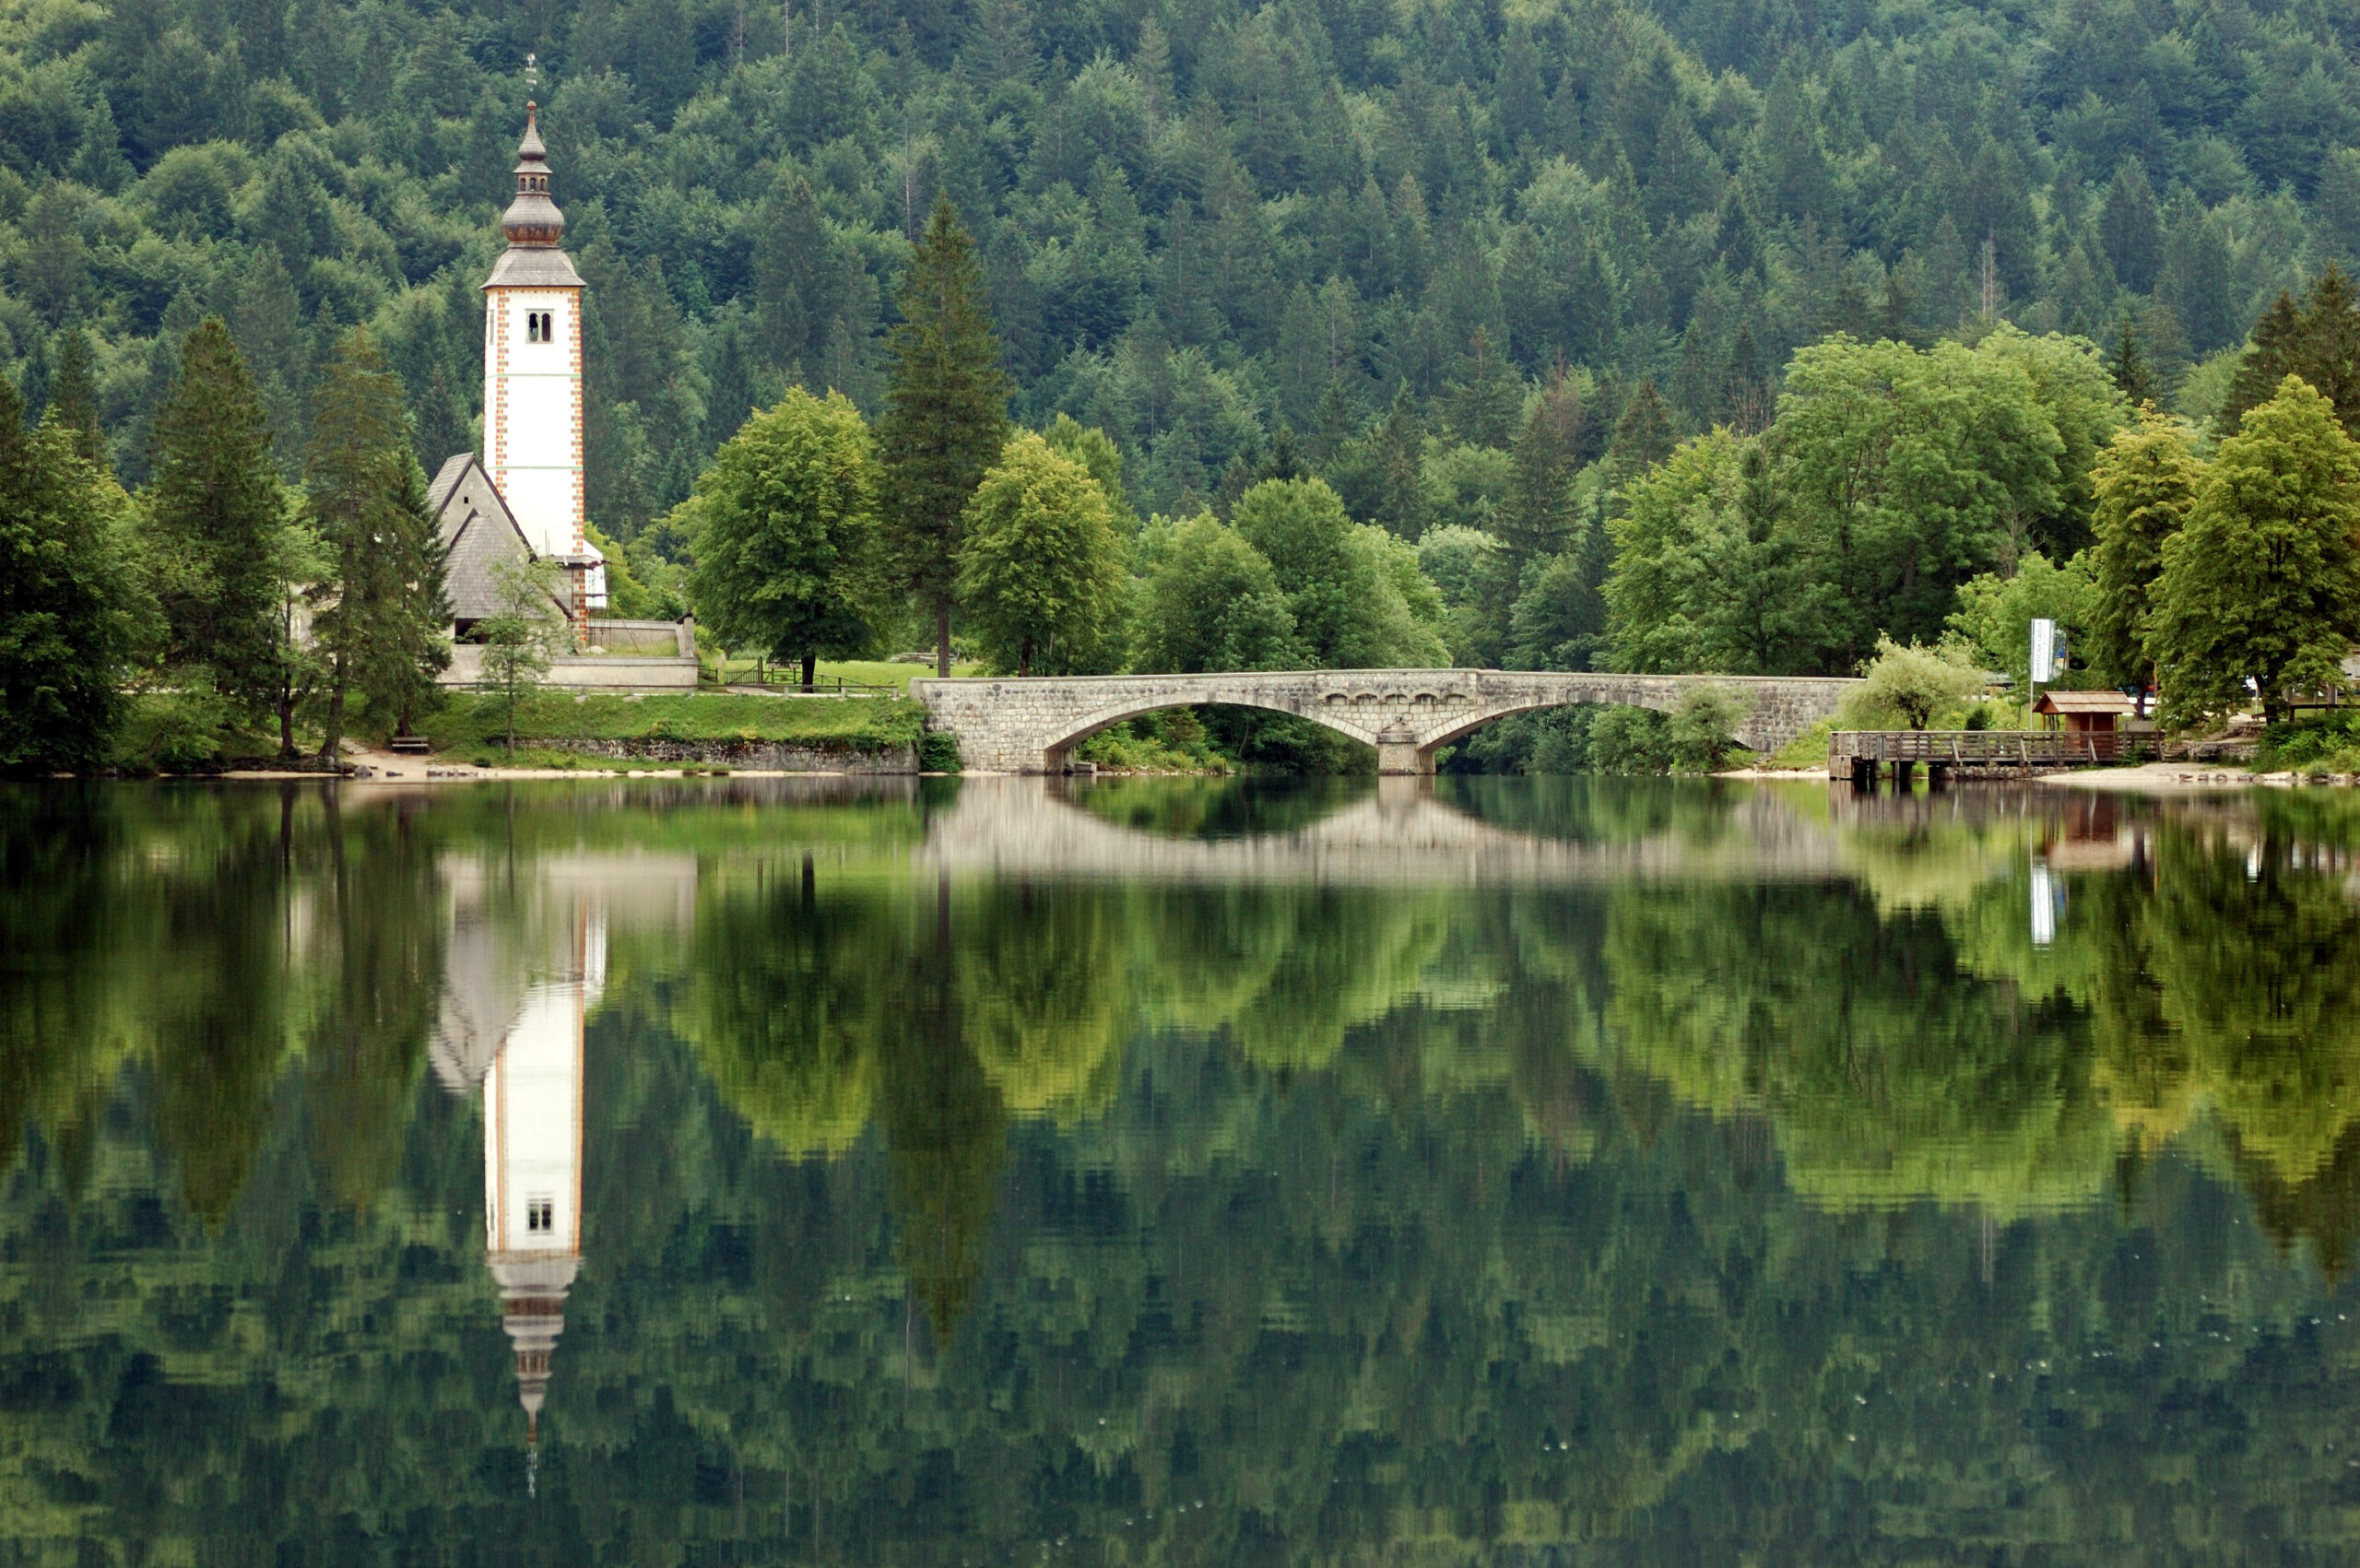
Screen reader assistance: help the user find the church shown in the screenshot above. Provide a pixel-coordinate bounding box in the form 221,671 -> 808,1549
431,104 -> 607,638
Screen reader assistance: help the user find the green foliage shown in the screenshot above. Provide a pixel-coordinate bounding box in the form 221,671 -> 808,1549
1129,512 -> 1301,673
2151,376 -> 2360,725
303,329 -> 449,752
1666,684 -> 1753,772
2089,407 -> 2203,685
955,430 -> 1128,676
1230,477 -> 1446,668
877,197 -> 1009,675
142,317 -> 293,744
684,386 -> 881,683
1605,429 -> 1816,675
0,383 -> 148,772
1847,637 -> 1988,730
1946,551 -> 2100,690
1776,335 -> 2080,660
584,523 -> 687,620
473,554 -> 564,755
1588,705 -> 1676,772
1041,413 -> 1137,531
917,729 -> 962,772
2221,266 -> 2360,438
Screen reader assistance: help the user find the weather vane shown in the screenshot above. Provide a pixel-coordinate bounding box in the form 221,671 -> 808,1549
525,51 -> 538,92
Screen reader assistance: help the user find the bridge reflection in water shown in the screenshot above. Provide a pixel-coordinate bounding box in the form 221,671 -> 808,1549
914,775 -> 1859,884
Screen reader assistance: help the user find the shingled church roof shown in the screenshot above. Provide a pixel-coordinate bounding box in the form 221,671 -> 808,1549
431,454 -> 558,624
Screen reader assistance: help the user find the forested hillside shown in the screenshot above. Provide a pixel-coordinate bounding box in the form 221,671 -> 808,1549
3,0 -> 2354,541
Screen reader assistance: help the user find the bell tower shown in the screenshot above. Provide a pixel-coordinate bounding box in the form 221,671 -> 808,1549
482,103 -> 597,624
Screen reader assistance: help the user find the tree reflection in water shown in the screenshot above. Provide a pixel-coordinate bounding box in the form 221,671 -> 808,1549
6,775 -> 2360,1558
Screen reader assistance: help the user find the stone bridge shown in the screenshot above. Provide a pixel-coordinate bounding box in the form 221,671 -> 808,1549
910,669 -> 1860,774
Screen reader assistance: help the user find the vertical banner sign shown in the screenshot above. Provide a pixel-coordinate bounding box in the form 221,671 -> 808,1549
2030,619 -> 2056,688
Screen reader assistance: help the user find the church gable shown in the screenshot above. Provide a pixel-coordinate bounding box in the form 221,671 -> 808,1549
432,454 -> 544,627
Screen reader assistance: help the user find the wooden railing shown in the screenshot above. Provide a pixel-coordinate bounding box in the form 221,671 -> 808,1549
1829,730 -> 2146,770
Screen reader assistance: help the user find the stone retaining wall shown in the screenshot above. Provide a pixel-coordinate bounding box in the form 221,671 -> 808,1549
528,737 -> 917,772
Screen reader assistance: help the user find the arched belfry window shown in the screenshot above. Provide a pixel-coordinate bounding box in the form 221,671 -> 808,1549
526,311 -> 553,343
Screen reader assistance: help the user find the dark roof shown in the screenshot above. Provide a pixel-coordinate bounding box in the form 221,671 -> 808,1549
483,247 -> 584,289
431,454 -> 543,623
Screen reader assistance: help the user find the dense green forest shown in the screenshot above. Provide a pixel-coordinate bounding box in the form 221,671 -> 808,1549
4,0 -> 2351,529
11,779 -> 2360,1557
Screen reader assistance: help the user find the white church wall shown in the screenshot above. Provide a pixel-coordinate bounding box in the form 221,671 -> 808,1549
483,287 -> 584,561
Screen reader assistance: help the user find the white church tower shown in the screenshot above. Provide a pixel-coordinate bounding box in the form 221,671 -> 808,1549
479,905 -> 602,1462
481,103 -> 601,626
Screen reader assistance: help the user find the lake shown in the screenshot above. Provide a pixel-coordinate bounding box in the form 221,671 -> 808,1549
6,773 -> 2360,1562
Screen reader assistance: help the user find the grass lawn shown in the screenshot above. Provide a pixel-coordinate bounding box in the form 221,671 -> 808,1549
707,657 -> 987,692
429,690 -> 925,761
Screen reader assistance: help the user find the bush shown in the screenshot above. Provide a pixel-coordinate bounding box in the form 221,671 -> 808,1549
1666,684 -> 1753,772
918,730 -> 963,772
2256,712 -> 2360,770
1841,638 -> 1987,730
110,690 -> 230,772
1589,706 -> 1675,773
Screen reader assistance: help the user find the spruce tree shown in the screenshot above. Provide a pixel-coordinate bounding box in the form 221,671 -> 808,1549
1500,370 -> 1582,559
1444,326 -> 1520,449
145,316 -> 291,739
46,329 -> 107,469
1606,375 -> 1674,486
2221,266 -> 2360,437
2109,313 -> 2160,407
876,195 -> 1009,675
305,329 -> 450,758
0,376 -> 148,772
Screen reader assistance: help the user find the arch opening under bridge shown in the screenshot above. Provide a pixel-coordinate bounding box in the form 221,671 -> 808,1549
910,671 -> 1860,775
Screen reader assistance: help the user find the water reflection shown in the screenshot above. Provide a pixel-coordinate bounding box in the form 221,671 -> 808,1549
9,777 -> 2360,1557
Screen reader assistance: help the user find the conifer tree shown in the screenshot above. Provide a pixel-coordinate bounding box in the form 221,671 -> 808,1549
305,329 -> 451,757
145,316 -> 292,738
46,329 -> 107,469
1606,375 -> 1674,487
877,195 -> 1009,675
2221,266 -> 2360,436
1500,370 -> 1582,559
2109,314 -> 2160,407
2150,376 -> 2360,725
1444,327 -> 1519,449
0,377 -> 148,772
2088,406 -> 2201,690
1364,383 -> 1427,537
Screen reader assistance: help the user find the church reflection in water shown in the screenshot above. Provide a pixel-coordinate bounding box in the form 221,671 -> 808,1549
428,853 -> 696,1471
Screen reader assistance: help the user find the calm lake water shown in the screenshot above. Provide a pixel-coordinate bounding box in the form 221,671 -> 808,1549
6,773 -> 2360,1562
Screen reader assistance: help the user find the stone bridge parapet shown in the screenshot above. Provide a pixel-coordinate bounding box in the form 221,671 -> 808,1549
910,669 -> 1860,774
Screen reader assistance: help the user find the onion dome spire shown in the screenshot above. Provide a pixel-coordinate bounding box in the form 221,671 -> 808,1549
501,101 -> 565,248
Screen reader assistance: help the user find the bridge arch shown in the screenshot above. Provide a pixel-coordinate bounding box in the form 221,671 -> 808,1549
1040,695 -> 1384,769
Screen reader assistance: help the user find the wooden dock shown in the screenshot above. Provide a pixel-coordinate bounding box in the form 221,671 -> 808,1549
1828,729 -> 2146,785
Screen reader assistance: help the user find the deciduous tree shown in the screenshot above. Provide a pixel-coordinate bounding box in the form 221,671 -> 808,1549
687,387 -> 881,688
2088,407 -> 2201,689
2149,375 -> 2360,725
0,379 -> 149,772
955,432 -> 1127,676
